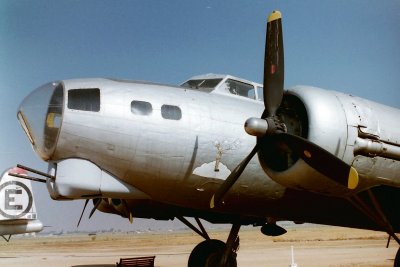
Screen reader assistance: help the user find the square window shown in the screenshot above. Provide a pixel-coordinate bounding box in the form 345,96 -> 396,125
161,105 -> 182,120
131,101 -> 153,115
68,88 -> 100,112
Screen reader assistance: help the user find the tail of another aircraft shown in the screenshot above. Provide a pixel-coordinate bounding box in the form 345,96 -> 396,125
0,167 -> 43,241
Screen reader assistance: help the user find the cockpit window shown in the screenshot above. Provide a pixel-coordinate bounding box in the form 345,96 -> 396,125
223,79 -> 255,99
181,79 -> 222,93
17,82 -> 65,160
161,105 -> 182,120
131,100 -> 152,115
45,84 -> 64,150
68,88 -> 100,112
256,86 -> 263,101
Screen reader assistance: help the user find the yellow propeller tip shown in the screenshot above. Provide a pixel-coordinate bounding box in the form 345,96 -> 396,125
210,195 -> 215,209
348,167 -> 359,189
268,10 -> 282,22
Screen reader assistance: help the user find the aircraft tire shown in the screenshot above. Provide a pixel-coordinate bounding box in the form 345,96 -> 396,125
394,247 -> 400,267
206,250 -> 237,267
188,239 -> 225,267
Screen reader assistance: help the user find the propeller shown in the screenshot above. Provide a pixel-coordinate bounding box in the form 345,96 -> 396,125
210,144 -> 259,208
210,10 -> 358,208
87,198 -> 134,224
263,10 -> 284,118
89,198 -> 102,219
77,199 -> 89,227
77,198 -> 104,227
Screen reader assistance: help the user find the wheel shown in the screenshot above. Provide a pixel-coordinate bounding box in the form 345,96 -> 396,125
188,239 -> 225,267
394,247 -> 400,267
206,251 -> 237,267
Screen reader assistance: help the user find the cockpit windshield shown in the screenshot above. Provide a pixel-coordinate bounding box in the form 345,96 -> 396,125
181,78 -> 222,93
17,82 -> 64,160
222,79 -> 256,99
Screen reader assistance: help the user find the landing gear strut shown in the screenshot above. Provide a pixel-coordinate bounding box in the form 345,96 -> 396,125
179,217 -> 239,267
216,224 -> 240,267
347,189 -> 400,267
395,247 -> 400,267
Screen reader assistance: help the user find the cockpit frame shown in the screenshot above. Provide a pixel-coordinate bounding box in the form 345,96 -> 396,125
181,74 -> 263,101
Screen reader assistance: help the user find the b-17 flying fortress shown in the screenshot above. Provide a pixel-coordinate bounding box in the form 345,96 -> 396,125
5,9 -> 400,267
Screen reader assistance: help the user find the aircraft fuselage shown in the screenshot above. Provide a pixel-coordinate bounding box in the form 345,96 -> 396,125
18,77 -> 400,231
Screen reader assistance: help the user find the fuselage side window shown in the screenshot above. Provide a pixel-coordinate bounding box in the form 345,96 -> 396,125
68,88 -> 100,112
161,105 -> 182,120
131,100 -> 153,116
224,79 -> 255,99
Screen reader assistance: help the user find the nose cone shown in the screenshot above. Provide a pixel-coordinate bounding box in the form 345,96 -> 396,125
18,82 -> 64,160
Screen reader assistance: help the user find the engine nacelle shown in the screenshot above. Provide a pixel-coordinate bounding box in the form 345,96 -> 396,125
95,198 -> 175,221
94,198 -> 121,216
258,86 -> 400,195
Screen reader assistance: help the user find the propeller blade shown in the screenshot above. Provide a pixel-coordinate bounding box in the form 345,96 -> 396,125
276,133 -> 359,189
77,199 -> 89,227
263,10 -> 284,117
129,212 -> 133,224
261,11 -> 357,189
89,198 -> 102,219
210,144 -> 259,208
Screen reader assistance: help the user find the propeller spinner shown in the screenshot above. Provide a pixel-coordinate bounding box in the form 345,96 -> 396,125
210,11 -> 358,209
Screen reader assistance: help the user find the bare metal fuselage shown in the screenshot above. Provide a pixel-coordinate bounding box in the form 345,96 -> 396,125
18,78 -> 400,231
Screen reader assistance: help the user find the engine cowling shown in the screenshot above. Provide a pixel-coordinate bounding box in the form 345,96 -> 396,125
94,198 -> 175,221
258,86 -> 400,195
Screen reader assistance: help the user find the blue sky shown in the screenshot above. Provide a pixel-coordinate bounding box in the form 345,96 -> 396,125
1,1 -> 399,232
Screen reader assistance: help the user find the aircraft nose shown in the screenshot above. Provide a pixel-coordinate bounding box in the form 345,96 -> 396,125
17,82 -> 64,160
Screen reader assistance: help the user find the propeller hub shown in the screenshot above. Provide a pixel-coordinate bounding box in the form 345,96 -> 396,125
245,117 -> 286,137
244,117 -> 268,137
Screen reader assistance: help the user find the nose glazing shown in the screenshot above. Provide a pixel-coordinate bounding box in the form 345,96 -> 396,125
18,82 -> 64,160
